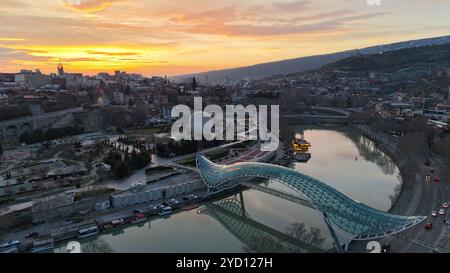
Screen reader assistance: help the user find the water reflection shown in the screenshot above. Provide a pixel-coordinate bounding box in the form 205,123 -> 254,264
82,238 -> 115,253
200,194 -> 328,253
291,126 -> 401,211
344,131 -> 397,176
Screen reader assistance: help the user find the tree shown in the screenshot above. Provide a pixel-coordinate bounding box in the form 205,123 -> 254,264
434,135 -> 450,165
83,238 -> 115,253
285,222 -> 325,248
192,77 -> 198,91
114,161 -> 130,178
130,108 -> 147,126
243,235 -> 287,253
280,124 -> 295,146
398,132 -> 429,163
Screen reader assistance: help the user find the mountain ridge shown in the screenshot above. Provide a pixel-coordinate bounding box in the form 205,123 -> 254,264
171,35 -> 450,84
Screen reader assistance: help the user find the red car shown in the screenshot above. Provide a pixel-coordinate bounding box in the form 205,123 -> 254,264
435,176 -> 441,183
425,223 -> 433,230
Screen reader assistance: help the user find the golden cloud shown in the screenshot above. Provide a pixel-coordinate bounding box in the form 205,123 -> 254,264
63,0 -> 123,13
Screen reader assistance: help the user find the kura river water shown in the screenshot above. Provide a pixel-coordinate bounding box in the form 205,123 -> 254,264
54,125 -> 402,253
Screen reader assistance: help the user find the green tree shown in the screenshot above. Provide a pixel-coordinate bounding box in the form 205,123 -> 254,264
114,161 -> 130,179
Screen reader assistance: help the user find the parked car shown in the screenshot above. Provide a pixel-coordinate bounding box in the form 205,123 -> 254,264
133,209 -> 144,214
0,240 -> 21,249
435,176 -> 441,183
182,194 -> 199,201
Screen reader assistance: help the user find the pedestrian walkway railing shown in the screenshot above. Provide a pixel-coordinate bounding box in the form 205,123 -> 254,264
394,233 -> 450,253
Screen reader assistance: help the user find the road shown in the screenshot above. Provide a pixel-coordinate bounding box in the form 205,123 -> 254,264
389,159 -> 449,253
356,125 -> 450,252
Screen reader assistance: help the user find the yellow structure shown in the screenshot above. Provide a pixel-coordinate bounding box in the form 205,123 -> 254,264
292,137 -> 311,152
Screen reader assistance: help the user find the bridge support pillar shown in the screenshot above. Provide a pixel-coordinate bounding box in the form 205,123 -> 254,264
323,213 -> 344,253
344,241 -> 351,252
239,192 -> 246,217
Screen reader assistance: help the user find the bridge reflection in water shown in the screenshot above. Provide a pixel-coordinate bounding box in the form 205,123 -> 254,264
196,155 -> 426,252
198,194 -> 329,253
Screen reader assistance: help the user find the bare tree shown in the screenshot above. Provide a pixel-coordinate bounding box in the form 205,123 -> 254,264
285,223 -> 325,248
398,132 -> 429,163
243,235 -> 289,253
82,238 -> 115,253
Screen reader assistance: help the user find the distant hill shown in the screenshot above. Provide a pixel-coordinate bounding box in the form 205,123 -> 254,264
323,43 -> 450,73
171,35 -> 450,84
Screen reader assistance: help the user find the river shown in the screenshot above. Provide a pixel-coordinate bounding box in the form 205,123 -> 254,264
54,125 -> 402,253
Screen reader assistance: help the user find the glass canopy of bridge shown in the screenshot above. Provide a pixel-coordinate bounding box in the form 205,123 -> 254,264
196,155 -> 426,251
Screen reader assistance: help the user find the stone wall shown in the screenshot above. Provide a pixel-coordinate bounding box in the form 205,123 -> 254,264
111,180 -> 206,208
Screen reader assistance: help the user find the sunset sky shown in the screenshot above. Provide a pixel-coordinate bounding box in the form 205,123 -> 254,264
1,0 -> 450,76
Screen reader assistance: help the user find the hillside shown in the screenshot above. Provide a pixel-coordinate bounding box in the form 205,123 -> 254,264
172,35 -> 450,84
323,43 -> 450,73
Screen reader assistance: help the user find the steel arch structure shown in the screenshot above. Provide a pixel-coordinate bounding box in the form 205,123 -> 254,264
196,155 -> 426,242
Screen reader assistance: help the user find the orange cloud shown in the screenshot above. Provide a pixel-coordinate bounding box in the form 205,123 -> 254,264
0,37 -> 28,42
63,0 -> 123,13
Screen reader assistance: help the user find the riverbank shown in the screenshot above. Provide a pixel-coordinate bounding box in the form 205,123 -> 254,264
353,124 -> 450,253
352,125 -> 417,215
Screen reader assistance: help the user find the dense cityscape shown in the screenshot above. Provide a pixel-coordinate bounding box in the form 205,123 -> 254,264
1,39 -> 450,253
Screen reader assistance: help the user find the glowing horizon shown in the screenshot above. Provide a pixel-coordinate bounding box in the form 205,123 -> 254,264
1,0 -> 450,77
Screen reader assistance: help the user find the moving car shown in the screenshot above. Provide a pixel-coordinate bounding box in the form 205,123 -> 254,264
439,209 -> 445,215
435,176 -> 441,183
25,231 -> 39,239
443,203 -> 449,209
425,223 -> 433,230
432,211 -> 438,217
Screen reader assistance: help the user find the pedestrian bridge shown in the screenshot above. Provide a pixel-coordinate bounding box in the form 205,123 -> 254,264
196,155 -> 426,245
